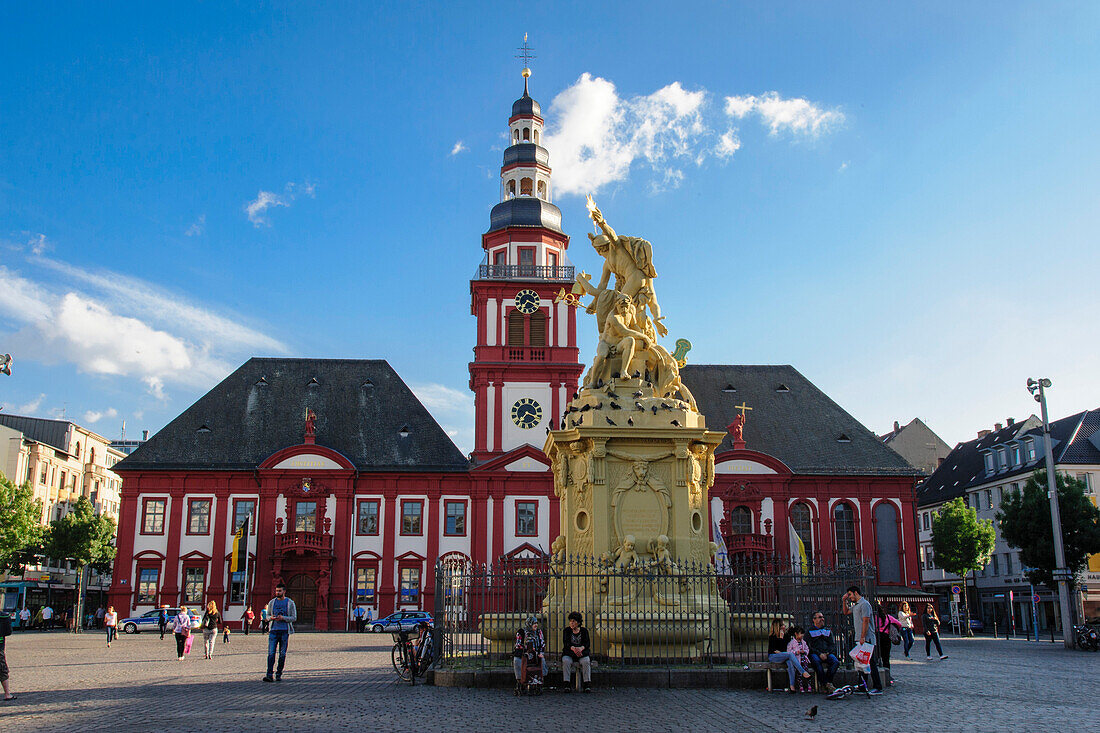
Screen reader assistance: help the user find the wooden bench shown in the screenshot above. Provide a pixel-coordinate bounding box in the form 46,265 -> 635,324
747,661 -> 818,692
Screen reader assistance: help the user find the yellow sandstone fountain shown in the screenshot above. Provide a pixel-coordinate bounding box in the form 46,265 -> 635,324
537,198 -> 731,659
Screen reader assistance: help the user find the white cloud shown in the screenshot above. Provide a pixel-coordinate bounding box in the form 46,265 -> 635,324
450,141 -> 466,156
28,233 -> 50,256
185,215 -> 206,237
410,382 -> 474,454
543,74 -> 708,195
1,393 -> 46,415
245,181 -> 316,227
34,257 -> 286,354
724,92 -> 844,137
715,129 -> 742,158
83,407 -> 118,424
0,257 -> 286,401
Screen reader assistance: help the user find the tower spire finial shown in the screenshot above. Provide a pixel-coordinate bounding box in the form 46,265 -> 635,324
516,33 -> 535,96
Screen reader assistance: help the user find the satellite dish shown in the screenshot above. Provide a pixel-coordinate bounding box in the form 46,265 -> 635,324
0,353 -> 11,376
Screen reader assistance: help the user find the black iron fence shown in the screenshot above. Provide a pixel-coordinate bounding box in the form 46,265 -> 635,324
433,554 -> 875,669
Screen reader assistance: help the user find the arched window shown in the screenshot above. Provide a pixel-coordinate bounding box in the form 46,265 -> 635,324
513,130 -> 520,144
874,502 -> 902,584
507,311 -> 525,346
729,506 -> 752,535
833,503 -> 858,565
529,310 -> 547,346
523,127 -> 531,141
537,180 -> 547,200
533,129 -> 540,144
507,180 -> 516,198
520,178 -> 533,196
89,447 -> 96,465
790,502 -> 813,559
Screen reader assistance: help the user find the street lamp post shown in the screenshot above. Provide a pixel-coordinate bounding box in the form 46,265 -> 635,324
1026,377 -> 1076,650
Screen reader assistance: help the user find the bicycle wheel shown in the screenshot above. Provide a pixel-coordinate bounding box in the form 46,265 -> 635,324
391,642 -> 412,682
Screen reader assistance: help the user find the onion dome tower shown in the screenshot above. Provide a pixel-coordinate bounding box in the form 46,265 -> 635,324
468,52 -> 582,462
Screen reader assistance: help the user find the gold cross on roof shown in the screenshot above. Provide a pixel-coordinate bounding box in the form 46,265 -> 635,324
734,402 -> 753,417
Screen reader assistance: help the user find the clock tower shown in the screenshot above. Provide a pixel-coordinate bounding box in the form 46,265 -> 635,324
469,66 -> 582,462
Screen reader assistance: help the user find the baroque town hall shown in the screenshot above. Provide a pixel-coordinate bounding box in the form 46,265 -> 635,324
109,76 -> 923,630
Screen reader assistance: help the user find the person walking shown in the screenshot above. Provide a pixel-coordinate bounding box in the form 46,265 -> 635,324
158,606 -> 169,640
242,605 -> 254,636
874,603 -> 899,685
923,603 -> 948,660
353,605 -> 365,633
95,606 -> 106,629
843,586 -> 884,695
897,602 -> 916,658
104,606 -> 118,648
0,631 -> 15,701
18,608 -> 30,631
260,606 -> 269,634
262,582 -> 296,682
172,607 -> 192,661
200,601 -> 221,659
40,605 -> 53,630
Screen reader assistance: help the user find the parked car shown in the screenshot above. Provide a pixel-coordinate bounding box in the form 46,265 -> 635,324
121,607 -> 201,634
370,611 -> 433,633
948,617 -> 984,633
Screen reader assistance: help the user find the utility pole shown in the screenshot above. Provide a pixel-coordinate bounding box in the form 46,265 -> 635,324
1027,378 -> 1076,649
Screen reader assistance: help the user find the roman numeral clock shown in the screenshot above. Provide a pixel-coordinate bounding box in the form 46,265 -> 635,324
511,397 -> 542,429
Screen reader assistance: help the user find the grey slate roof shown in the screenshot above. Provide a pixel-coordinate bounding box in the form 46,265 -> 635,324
115,358 -> 469,472
0,413 -> 72,454
512,93 -> 541,118
488,198 -> 563,234
916,408 -> 1100,508
679,365 -> 922,477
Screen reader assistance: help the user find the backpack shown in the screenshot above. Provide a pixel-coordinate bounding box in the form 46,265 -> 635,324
889,624 -> 901,645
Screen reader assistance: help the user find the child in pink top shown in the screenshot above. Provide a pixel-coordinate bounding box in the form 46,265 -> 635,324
786,626 -> 813,692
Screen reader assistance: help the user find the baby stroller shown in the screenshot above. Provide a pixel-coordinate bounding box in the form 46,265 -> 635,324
519,640 -> 544,696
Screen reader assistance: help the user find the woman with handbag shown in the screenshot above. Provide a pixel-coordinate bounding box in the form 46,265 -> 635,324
173,607 -> 192,661
200,602 -> 221,659
874,603 -> 901,683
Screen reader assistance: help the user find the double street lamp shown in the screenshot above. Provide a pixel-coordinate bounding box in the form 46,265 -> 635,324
1026,377 -> 1076,649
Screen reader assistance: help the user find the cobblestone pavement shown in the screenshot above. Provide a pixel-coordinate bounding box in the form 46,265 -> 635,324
0,630 -> 1096,732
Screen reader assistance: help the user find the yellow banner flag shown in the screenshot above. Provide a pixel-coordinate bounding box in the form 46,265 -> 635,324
231,515 -> 249,573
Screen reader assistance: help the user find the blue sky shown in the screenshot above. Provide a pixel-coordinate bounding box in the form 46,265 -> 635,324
2,2 -> 1099,453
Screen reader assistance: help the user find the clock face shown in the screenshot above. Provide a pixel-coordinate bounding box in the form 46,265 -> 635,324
514,289 -> 540,314
511,398 -> 542,429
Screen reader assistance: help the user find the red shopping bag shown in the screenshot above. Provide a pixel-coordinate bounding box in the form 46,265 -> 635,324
183,634 -> 194,655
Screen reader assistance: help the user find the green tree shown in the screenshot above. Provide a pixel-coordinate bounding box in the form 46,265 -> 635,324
931,496 -> 996,636
0,472 -> 45,570
998,470 -> 1100,591
45,496 -> 117,633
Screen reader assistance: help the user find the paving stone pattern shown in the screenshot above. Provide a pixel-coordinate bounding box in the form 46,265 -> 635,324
0,630 -> 1096,732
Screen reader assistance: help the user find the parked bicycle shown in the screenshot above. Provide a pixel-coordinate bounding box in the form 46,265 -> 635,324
391,623 -> 433,684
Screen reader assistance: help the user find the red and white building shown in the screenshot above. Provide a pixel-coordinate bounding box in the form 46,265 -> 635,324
108,77 -> 924,630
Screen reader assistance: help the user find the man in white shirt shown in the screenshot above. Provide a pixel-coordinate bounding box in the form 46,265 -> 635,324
18,608 -> 30,630
41,606 -> 54,630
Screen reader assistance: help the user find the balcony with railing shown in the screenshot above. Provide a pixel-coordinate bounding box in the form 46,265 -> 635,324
476,264 -> 574,281
275,530 -> 334,556
725,533 -> 774,556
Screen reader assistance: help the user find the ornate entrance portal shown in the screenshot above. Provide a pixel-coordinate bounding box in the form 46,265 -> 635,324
287,574 -> 317,627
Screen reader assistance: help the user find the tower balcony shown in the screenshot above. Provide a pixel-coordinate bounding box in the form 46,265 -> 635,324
476,264 -> 574,281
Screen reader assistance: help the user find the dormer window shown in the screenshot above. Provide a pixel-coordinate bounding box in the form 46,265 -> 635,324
1011,444 -> 1022,466
997,448 -> 1007,469
1025,439 -> 1037,461
983,452 -> 994,473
